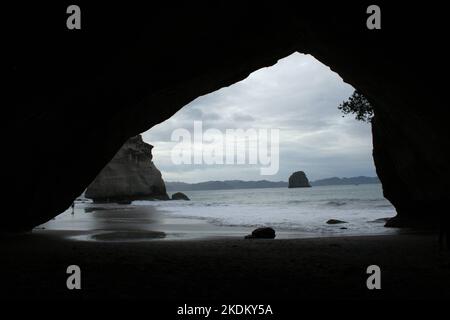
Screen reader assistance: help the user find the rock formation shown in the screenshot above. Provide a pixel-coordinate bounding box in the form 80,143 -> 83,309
6,3 -> 449,231
288,171 -> 311,188
245,227 -> 276,239
171,192 -> 190,201
85,135 -> 169,202
326,219 -> 347,225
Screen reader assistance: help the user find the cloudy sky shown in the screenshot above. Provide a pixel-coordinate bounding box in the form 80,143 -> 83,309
142,53 -> 376,183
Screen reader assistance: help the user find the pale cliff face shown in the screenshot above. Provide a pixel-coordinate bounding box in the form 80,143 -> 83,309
85,135 -> 168,202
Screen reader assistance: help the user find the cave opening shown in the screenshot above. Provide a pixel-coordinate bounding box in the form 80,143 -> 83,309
39,52 -> 398,240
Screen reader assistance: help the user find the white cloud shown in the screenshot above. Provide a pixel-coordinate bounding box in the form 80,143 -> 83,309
142,52 -> 375,183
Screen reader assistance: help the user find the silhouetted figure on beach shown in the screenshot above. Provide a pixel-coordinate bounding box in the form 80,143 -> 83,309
71,202 -> 75,215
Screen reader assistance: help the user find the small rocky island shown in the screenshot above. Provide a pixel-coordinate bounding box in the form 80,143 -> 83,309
288,171 -> 311,188
171,192 -> 190,201
85,135 -> 169,203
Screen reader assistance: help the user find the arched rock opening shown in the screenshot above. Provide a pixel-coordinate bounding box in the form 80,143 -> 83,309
8,3 -> 448,231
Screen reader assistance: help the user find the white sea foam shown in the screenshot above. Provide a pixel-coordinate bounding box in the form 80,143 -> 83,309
133,184 -> 397,236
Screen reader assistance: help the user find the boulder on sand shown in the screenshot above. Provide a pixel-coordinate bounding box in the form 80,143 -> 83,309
245,227 -> 276,239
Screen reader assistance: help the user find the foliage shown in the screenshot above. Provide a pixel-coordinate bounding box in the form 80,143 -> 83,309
338,90 -> 374,123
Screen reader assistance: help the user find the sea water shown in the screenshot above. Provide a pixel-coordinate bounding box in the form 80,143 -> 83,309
41,184 -> 399,239
135,184 -> 397,236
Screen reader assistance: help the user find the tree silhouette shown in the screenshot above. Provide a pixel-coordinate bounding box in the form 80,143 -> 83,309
338,90 -> 374,123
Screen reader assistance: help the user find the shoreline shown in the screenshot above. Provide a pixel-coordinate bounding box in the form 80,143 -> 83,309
36,198 -> 400,242
31,227 -> 409,243
2,198 -> 442,300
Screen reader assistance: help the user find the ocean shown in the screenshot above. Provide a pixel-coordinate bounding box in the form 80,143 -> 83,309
39,183 -> 400,240
138,184 -> 397,236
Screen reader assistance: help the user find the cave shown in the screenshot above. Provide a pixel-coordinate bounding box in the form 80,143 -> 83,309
8,3 -> 449,232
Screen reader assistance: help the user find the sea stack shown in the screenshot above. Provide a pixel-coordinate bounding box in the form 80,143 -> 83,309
171,192 -> 190,201
85,135 -> 169,202
288,171 -> 311,188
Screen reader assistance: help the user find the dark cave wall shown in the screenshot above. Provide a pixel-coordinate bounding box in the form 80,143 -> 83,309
7,2 -> 449,231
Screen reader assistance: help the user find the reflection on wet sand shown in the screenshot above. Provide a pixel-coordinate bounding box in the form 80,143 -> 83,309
39,202 -> 255,242
91,230 -> 166,241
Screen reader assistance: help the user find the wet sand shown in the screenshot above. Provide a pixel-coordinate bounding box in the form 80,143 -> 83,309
1,229 -> 450,301
38,203 -> 324,240
1,203 -> 449,302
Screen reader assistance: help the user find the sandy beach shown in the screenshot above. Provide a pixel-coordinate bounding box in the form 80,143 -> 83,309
2,202 -> 448,302
1,229 -> 450,301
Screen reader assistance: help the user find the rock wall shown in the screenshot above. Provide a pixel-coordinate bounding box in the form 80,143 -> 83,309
85,135 -> 168,202
7,3 -> 449,231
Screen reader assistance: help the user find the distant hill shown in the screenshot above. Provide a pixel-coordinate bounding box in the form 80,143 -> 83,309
165,180 -> 288,191
310,176 -> 380,186
165,176 -> 380,191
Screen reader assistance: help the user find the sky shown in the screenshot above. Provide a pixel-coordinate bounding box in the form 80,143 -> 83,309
142,52 -> 376,183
